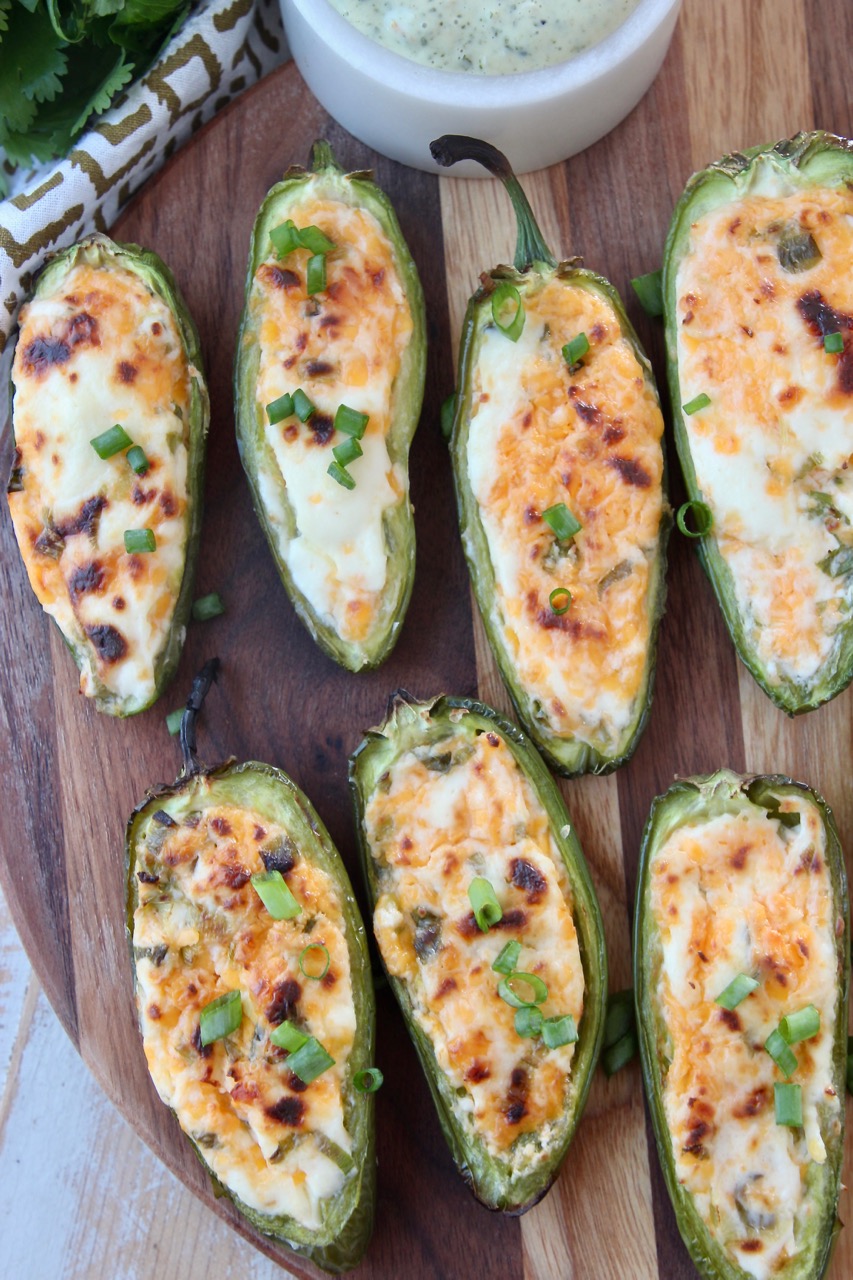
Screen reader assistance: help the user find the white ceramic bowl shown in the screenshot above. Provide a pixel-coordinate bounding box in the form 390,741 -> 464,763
279,0 -> 682,176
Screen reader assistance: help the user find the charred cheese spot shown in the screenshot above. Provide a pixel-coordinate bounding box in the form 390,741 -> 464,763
365,729 -> 584,1166
249,198 -> 413,648
466,276 -> 664,756
9,259 -> 195,710
675,183 -> 853,691
649,801 -> 839,1278
133,801 -> 357,1231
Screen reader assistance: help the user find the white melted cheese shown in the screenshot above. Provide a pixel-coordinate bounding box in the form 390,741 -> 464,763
674,183 -> 853,688
650,801 -> 841,1278
10,259 -> 193,709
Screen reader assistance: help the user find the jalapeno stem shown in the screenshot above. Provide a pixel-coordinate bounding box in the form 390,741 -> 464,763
179,657 -> 221,779
310,139 -> 342,174
429,135 -> 557,272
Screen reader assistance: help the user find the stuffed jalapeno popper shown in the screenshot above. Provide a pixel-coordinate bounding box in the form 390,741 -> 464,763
635,770 -> 849,1280
127,664 -> 376,1273
235,142 -> 426,672
664,132 -> 853,714
433,136 -> 669,776
7,233 -> 208,715
350,692 -> 607,1212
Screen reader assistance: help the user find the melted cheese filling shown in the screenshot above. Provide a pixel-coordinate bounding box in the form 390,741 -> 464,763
134,802 -> 357,1230
364,726 -> 583,1173
467,276 -> 664,755
675,183 -> 853,688
249,198 -> 413,648
9,261 -> 193,707
650,803 -> 840,1279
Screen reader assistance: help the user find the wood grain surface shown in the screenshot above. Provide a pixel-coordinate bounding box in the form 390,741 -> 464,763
1,1 -> 852,1276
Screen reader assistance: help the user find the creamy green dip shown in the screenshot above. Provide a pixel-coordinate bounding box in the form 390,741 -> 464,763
328,0 -> 642,75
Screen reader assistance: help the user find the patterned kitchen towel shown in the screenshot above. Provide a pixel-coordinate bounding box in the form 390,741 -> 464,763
0,0 -> 289,354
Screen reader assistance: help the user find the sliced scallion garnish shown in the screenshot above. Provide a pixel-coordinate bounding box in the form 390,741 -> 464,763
166,707 -> 184,736
126,445 -> 149,475
333,436 -> 363,468
267,392 -> 294,424
542,502 -> 582,541
124,528 -> 156,554
765,1027 -> 798,1078
603,991 -> 635,1048
603,1029 -> 638,1076
715,973 -> 759,1010
270,219 -> 302,257
774,1081 -> 803,1126
287,1036 -> 335,1084
630,269 -> 664,316
562,332 -> 590,369
192,592 -> 225,622
491,282 -> 525,342
270,1020 -> 309,1052
498,972 -> 548,1009
468,877 -> 502,932
676,500 -> 713,538
251,870 -> 301,920
515,1006 -> 544,1038
299,943 -> 331,980
549,586 -> 572,615
328,460 -> 356,490
292,388 -> 316,422
91,423 -> 132,459
542,1014 -> 578,1049
334,404 -> 369,438
683,392 -> 711,416
306,253 -> 327,296
440,393 -> 456,440
199,989 -> 243,1046
298,225 -> 335,255
492,939 -> 521,975
779,1004 -> 820,1044
353,1068 -> 384,1093
824,331 -> 844,354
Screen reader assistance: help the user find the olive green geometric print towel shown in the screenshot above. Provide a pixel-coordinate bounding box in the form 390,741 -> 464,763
0,0 -> 288,355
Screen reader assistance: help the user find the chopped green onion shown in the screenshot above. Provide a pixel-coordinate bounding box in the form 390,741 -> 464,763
440,393 -> 456,440
542,502 -> 582,542
299,943 -> 331,980
192,592 -> 225,622
270,1021 -> 309,1052
266,392 -> 294,424
515,1006 -> 544,1038
631,269 -> 664,317
270,219 -> 302,257
298,225 -> 335,255
562,332 -> 590,369
498,972 -> 548,1009
327,460 -> 356,490
199,990 -> 243,1046
491,282 -> 525,342
603,991 -> 635,1048
765,1027 -> 798,1078
124,528 -> 156,554
683,392 -> 711,415
492,940 -> 521,975
166,708 -> 184,736
542,1014 -> 578,1049
715,973 -> 759,1010
468,877 -> 502,932
779,1004 -> 820,1045
292,388 -> 316,422
774,1082 -> 803,1127
251,870 -> 301,920
333,436 -> 363,468
91,424 -> 132,459
306,253 -> 327,295
824,331 -> 844,354
603,1029 -> 638,1076
676,500 -> 713,538
549,586 -> 572,615
287,1036 -> 335,1084
353,1068 -> 384,1093
777,228 -> 821,273
126,445 -> 149,475
334,404 -> 369,438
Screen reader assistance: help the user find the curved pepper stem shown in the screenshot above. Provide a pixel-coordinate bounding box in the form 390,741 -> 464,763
430,135 -> 557,272
179,657 -> 221,779
311,139 -> 343,174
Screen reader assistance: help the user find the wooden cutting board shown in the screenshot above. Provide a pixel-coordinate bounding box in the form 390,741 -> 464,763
1,2 -> 852,1276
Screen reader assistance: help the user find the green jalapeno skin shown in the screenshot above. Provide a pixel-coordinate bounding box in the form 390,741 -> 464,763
634,770 -> 849,1280
126,669 -> 376,1273
349,691 -> 607,1213
7,232 -> 208,716
433,137 -> 670,776
663,132 -> 853,715
234,141 -> 426,672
